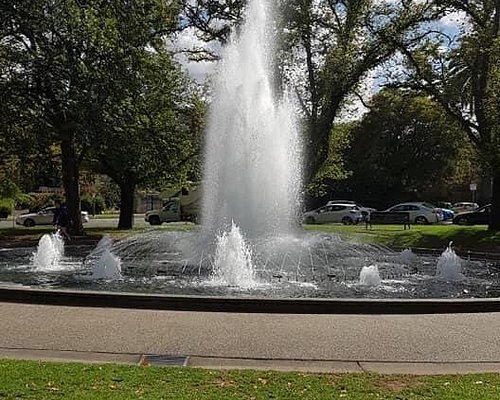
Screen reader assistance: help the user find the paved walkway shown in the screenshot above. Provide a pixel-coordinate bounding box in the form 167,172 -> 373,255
2,302 -> 500,374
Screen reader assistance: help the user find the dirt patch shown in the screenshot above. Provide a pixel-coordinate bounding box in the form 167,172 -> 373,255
372,375 -> 423,392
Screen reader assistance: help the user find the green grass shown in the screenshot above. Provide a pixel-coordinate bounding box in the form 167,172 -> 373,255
0,223 -> 195,243
1,221 -> 499,252
0,360 -> 500,399
305,224 -> 500,253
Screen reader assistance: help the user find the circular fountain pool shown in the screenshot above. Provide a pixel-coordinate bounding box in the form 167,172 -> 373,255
1,230 -> 500,300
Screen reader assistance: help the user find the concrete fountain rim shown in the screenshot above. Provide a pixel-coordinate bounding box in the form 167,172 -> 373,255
1,286 -> 500,314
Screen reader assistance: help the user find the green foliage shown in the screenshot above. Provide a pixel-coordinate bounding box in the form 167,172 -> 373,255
307,123 -> 354,199
1,0 -> 185,230
345,89 -> 475,207
24,193 -> 63,213
80,195 -> 105,215
400,1 -> 500,228
0,201 -> 11,217
276,0 -> 444,184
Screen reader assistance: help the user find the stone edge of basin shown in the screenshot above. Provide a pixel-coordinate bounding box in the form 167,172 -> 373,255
1,286 -> 500,314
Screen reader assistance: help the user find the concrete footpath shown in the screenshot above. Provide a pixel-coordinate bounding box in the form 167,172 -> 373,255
2,302 -> 500,374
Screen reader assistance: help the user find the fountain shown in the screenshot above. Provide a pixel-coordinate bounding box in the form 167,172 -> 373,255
1,0 -> 500,303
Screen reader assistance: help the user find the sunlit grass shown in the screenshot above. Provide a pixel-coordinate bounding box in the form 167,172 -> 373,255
305,223 -> 500,252
0,360 -> 499,400
1,220 -> 499,252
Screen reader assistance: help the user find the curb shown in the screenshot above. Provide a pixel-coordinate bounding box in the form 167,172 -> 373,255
3,348 -> 500,374
2,287 -> 500,314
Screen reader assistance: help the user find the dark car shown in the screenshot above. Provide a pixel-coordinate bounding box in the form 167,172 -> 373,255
452,204 -> 491,225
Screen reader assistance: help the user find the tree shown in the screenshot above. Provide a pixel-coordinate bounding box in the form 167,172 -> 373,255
178,1 -> 445,198
92,50 -> 205,229
394,0 -> 500,229
275,1 -> 446,191
0,0 -> 180,233
345,89 -> 477,208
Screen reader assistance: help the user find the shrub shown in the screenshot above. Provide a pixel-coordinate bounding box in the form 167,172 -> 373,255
81,195 -> 105,215
26,193 -> 64,212
0,205 -> 10,218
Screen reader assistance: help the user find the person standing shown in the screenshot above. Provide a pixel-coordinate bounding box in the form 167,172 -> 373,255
53,200 -> 71,240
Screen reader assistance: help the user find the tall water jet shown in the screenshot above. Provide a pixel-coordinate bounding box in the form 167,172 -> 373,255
201,0 -> 301,238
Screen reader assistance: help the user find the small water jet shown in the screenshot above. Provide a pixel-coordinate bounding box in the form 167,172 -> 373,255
212,222 -> 257,289
359,265 -> 382,287
436,243 -> 464,281
32,232 -> 64,271
92,249 -> 122,280
85,236 -> 122,280
399,248 -> 419,265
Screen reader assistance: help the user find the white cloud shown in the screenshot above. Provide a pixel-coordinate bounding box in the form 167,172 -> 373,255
168,27 -> 222,82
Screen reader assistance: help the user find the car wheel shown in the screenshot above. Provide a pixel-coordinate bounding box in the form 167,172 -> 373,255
149,216 -> 161,226
456,217 -> 469,225
305,216 -> 315,224
23,219 -> 35,227
342,216 -> 353,225
415,216 -> 428,225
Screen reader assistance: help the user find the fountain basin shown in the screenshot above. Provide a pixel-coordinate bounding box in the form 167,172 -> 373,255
2,286 -> 500,314
1,231 -> 500,301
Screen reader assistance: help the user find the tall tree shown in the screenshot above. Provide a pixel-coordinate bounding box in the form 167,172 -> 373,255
178,1 -> 445,195
345,89 -> 478,208
394,0 -> 500,229
92,51 -> 205,229
277,1 -> 446,190
0,0 -> 179,233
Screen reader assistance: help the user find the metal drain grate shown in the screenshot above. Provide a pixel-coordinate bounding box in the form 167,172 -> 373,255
140,354 -> 188,366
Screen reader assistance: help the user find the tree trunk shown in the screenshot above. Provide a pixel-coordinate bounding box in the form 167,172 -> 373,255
489,170 -> 500,231
118,181 -> 136,230
60,133 -> 84,235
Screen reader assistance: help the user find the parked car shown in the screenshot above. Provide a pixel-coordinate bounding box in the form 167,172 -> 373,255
303,203 -> 363,225
453,204 -> 491,225
15,207 -> 89,227
434,202 -> 455,221
326,200 -> 377,221
452,202 -> 479,214
384,202 -> 442,224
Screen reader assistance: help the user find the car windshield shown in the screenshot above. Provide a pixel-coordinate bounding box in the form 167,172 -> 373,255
420,202 -> 436,209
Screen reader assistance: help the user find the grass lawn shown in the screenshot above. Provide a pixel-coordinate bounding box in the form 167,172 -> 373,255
1,221 -> 499,253
1,360 -> 500,399
305,223 -> 500,253
0,223 -> 194,244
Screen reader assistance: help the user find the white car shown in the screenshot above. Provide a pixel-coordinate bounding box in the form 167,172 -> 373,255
303,204 -> 363,225
15,207 -> 89,227
326,200 -> 377,221
385,202 -> 442,224
452,202 -> 479,214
